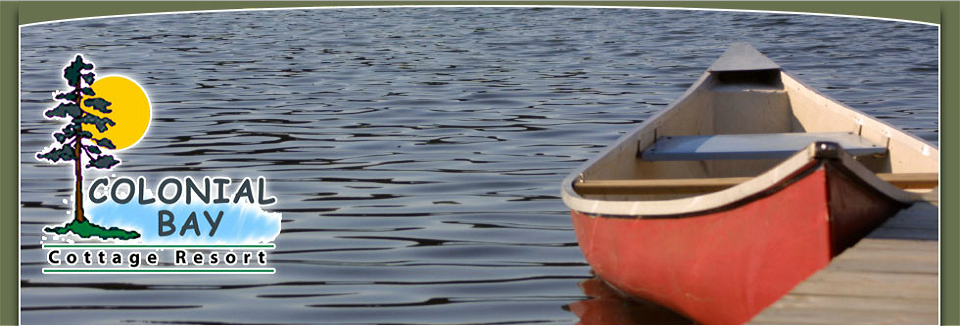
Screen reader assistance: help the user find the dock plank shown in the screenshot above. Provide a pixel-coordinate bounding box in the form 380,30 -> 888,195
749,195 -> 938,325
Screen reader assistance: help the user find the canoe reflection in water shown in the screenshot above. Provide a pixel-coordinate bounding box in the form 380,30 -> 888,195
566,276 -> 694,325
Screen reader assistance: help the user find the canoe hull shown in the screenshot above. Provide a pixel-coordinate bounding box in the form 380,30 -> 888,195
571,161 -> 905,324
563,44 -> 936,324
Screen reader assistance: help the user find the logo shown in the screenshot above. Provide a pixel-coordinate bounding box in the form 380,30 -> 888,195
37,55 -> 281,274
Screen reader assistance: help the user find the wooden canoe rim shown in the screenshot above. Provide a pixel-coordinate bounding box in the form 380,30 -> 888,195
572,142 -> 912,220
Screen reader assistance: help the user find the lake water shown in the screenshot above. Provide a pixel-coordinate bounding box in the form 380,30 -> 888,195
19,7 -> 938,324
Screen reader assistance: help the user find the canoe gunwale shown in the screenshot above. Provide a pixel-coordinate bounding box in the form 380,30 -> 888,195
564,141 -> 923,219
571,159 -> 824,220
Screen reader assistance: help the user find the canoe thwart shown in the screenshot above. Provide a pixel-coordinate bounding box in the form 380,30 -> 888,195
876,173 -> 941,190
639,132 -> 886,161
574,173 -> 937,195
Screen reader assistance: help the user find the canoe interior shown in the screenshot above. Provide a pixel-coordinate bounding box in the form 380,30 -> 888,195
578,70 -> 939,201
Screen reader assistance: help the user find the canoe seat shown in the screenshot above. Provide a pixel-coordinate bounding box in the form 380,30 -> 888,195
640,132 -> 886,161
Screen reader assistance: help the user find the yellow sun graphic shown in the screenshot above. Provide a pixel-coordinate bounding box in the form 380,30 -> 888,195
81,76 -> 151,150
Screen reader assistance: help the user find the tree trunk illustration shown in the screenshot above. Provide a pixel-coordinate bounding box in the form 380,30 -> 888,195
73,84 -> 85,223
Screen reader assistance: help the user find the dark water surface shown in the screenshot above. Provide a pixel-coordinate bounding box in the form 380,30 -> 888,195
20,7 -> 937,324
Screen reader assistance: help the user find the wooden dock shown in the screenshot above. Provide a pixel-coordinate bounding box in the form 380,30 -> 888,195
749,191 -> 939,324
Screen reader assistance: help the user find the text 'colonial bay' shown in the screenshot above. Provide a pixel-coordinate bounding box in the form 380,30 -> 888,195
88,176 -> 277,237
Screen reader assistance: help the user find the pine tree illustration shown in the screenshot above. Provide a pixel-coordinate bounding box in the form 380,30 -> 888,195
37,55 -> 139,240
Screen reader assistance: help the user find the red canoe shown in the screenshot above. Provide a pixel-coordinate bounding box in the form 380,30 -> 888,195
560,43 -> 938,324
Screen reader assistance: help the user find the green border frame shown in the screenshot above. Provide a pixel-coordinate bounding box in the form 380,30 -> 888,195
1,1 -> 956,325
944,2 -> 959,326
6,1 -> 950,24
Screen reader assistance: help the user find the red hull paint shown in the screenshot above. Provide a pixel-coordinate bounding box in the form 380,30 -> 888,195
572,169 -> 835,324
